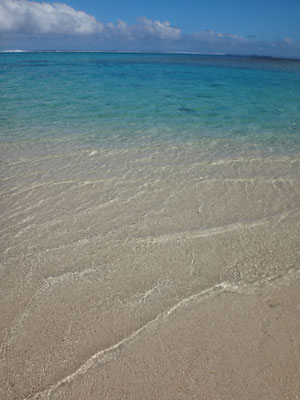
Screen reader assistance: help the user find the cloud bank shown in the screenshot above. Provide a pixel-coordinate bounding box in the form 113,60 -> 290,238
0,0 -> 180,40
0,0 -> 103,35
0,0 -> 299,57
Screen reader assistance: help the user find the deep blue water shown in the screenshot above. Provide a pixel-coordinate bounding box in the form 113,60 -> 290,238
1,52 -> 300,154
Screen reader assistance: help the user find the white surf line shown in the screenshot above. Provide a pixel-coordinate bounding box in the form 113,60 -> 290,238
136,211 -> 295,244
24,282 -> 227,400
138,281 -> 163,303
23,267 -> 299,400
207,156 -> 300,166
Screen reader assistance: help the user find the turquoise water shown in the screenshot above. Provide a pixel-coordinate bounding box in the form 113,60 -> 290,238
1,52 -> 300,155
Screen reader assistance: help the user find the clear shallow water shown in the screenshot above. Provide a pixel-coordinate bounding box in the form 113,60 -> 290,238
1,52 -> 300,155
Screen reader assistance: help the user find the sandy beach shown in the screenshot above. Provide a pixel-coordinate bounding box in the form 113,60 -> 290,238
1,141 -> 299,399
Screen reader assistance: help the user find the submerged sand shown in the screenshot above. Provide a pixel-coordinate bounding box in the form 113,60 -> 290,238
0,141 -> 299,399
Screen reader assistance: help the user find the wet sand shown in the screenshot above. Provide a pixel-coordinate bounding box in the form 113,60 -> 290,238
0,142 -> 299,399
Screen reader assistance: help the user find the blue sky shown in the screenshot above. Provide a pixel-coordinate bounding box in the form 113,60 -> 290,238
52,0 -> 300,39
0,0 -> 300,57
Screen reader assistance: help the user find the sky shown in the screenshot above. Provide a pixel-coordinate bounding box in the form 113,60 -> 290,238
0,0 -> 300,57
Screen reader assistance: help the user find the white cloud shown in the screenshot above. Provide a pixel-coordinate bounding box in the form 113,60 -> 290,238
283,37 -> 293,46
132,17 -> 181,40
103,17 -> 181,41
0,0 -> 103,34
193,29 -> 248,44
0,0 -> 180,40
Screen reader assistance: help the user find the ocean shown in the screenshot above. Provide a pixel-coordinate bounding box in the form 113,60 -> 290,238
1,52 -> 300,400
1,52 -> 300,151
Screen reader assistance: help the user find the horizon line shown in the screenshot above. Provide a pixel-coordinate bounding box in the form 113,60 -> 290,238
1,50 -> 300,60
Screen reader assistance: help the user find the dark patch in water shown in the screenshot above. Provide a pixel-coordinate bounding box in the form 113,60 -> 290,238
178,107 -> 195,113
2,62 -> 51,68
111,72 -> 128,77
